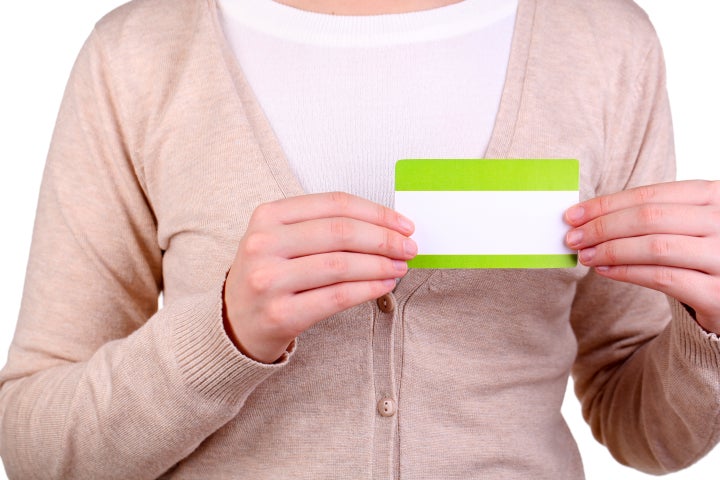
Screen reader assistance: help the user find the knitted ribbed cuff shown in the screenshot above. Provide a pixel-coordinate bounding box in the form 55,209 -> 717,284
668,297 -> 720,370
171,283 -> 295,405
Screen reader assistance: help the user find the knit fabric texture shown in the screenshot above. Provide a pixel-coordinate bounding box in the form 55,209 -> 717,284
1,0 -> 719,478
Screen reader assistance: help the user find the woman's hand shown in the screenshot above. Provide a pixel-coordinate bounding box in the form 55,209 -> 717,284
223,192 -> 417,363
564,180 -> 720,335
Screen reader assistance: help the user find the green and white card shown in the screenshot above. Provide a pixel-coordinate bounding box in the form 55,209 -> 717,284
394,159 -> 579,269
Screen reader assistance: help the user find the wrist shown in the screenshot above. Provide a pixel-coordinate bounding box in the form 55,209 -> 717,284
694,313 -> 720,336
221,282 -> 292,364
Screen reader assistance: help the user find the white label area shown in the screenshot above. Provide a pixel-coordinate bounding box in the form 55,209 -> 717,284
394,190 -> 578,255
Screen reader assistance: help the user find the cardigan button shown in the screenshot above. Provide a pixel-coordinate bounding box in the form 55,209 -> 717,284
376,293 -> 396,313
377,398 -> 396,417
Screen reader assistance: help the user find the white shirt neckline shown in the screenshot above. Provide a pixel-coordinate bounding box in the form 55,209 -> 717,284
219,0 -> 519,46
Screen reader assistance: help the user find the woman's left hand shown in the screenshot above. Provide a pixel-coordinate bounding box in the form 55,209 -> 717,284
564,180 -> 720,335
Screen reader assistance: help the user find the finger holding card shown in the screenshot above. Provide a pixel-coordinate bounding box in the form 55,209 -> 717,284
564,180 -> 720,334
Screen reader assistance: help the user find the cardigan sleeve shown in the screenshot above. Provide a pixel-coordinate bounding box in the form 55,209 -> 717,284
569,30 -> 720,474
0,29 -> 292,480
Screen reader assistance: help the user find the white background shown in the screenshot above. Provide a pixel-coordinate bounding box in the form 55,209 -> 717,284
0,1 -> 718,478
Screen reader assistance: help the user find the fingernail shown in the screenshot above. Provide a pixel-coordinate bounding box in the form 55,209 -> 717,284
566,230 -> 583,247
565,206 -> 585,223
398,215 -> 414,233
579,247 -> 595,263
404,239 -> 418,256
595,266 -> 610,272
382,278 -> 396,288
393,260 -> 407,272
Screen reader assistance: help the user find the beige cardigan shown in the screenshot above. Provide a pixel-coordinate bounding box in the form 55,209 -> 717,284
1,0 -> 719,478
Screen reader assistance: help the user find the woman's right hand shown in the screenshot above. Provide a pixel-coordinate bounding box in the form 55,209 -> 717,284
223,192 -> 417,363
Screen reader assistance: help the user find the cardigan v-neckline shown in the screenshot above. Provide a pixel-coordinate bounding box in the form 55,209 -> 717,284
205,0 -> 535,198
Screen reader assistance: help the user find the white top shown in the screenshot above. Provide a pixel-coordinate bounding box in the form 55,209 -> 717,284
218,0 -> 518,207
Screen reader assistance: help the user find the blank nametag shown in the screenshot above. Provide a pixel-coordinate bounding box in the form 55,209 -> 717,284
394,159 -> 579,269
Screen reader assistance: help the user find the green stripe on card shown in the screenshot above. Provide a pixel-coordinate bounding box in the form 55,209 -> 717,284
408,254 -> 578,269
395,159 -> 578,191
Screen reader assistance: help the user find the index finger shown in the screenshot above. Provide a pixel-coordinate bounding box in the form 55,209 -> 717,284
564,180 -> 717,227
253,192 -> 415,235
